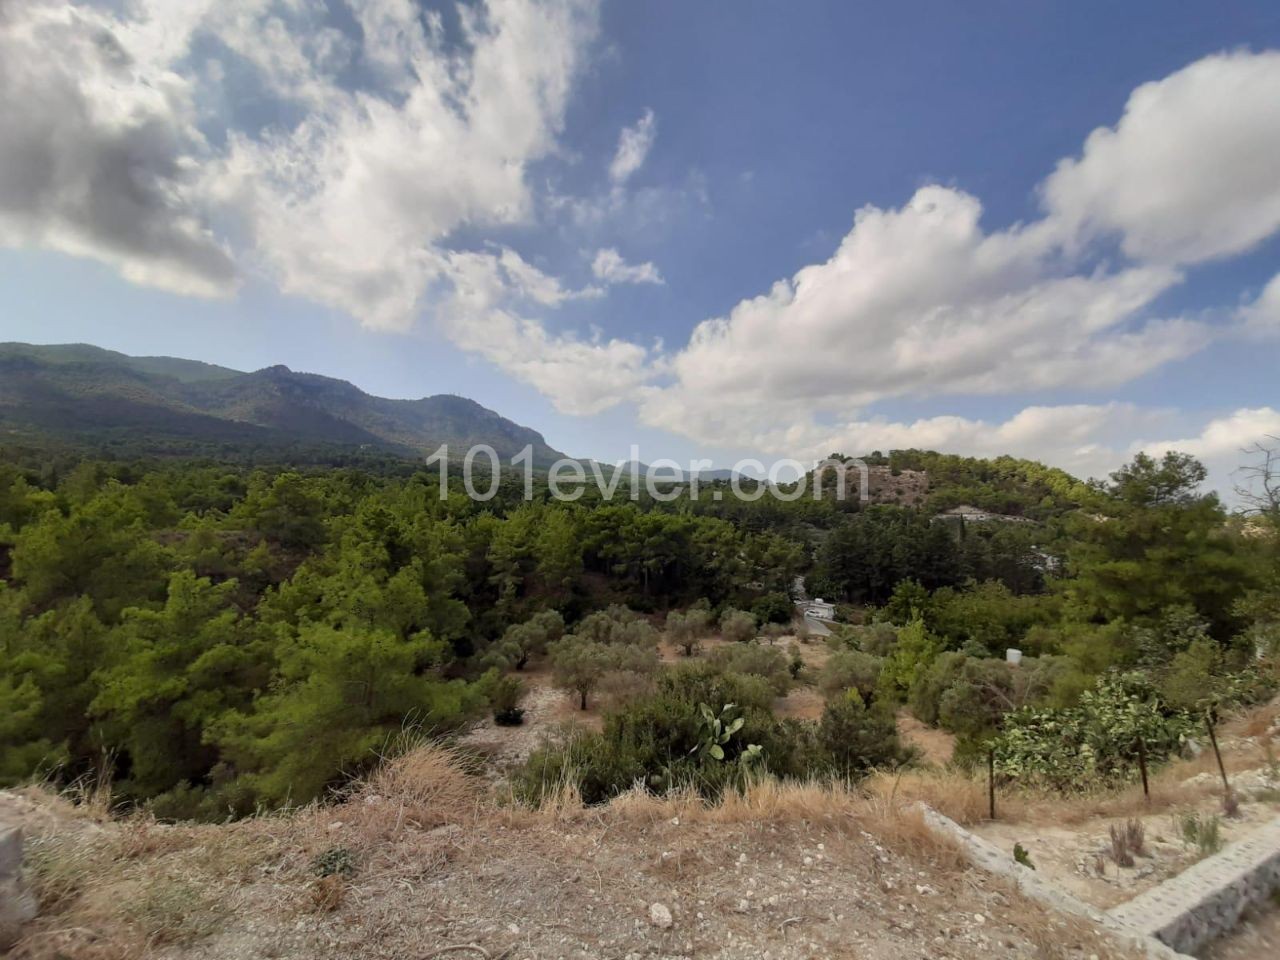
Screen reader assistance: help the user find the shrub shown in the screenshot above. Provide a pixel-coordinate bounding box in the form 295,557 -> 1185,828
488,610 -> 565,671
720,608 -> 757,644
313,846 -> 356,879
513,669 -> 820,805
787,642 -> 804,680
1178,813 -> 1222,856
761,622 -> 792,645
487,674 -> 525,726
548,634 -> 659,710
706,641 -> 792,696
878,615 -> 942,702
817,690 -> 911,778
576,605 -> 660,647
666,602 -> 712,657
752,592 -> 794,625
994,673 -> 1195,789
818,649 -> 882,702
857,622 -> 899,657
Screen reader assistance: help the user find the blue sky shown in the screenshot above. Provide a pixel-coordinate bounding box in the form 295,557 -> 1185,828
2,0 -> 1279,494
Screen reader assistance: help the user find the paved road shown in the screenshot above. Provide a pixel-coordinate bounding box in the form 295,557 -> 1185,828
804,617 -> 833,637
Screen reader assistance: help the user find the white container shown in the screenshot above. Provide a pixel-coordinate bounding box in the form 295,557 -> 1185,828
1005,648 -> 1022,666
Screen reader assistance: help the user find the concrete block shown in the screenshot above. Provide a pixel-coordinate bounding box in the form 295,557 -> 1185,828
1107,815 -> 1280,955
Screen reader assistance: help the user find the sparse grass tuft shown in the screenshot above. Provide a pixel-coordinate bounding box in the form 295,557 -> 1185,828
1177,812 -> 1223,857
122,876 -> 221,946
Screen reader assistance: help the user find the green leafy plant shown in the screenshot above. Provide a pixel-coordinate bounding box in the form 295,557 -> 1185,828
1177,813 -> 1222,857
312,846 -> 356,879
1013,842 -> 1035,870
691,703 -> 746,761
993,673 -> 1194,789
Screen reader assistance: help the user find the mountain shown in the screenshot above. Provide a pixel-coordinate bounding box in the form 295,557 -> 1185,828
0,343 -> 569,465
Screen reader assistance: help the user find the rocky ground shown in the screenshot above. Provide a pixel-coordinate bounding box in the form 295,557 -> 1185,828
4,766 -> 1140,960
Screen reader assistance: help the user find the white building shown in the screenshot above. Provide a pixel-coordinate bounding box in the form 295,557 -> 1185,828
804,598 -> 836,621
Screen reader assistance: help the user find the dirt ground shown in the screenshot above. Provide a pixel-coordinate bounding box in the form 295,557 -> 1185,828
965,708 -> 1280,911
458,668 -> 600,775
4,771 -> 1145,960
897,710 -> 957,766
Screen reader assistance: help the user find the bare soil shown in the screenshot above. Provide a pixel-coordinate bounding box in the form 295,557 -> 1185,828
4,773 -> 1143,960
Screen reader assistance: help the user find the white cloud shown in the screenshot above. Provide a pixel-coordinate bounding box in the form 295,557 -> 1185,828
438,250 -> 653,415
0,1 -> 236,297
208,0 -> 600,331
608,108 -> 656,185
639,185 -> 1199,447
591,247 -> 663,285
1139,407 -> 1280,502
3,6 -> 1278,494
1141,407 -> 1280,462
0,0 -> 602,333
638,51 -> 1280,459
1239,272 -> 1280,338
1042,50 -> 1280,265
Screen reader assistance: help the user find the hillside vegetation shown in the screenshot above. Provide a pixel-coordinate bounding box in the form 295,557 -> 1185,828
0,343 -> 566,464
0,431 -> 1276,821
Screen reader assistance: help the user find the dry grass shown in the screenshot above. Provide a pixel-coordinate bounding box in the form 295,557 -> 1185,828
865,768 -> 995,825
559,773 -> 972,872
7,739 -> 1161,960
359,739 -> 479,815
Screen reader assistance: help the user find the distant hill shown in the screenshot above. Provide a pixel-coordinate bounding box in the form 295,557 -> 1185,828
0,343 -> 569,465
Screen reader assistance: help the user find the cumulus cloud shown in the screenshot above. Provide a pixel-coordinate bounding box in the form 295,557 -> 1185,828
1239,272 -> 1280,338
591,247 -> 663,285
3,6 -> 1278,486
0,0 -> 601,333
208,0 -> 600,330
608,108 -> 656,185
1139,407 -> 1280,501
638,185 -> 1200,446
1042,50 -> 1280,265
1141,407 -> 1280,462
637,50 -> 1280,459
0,1 -> 235,296
438,250 -> 654,415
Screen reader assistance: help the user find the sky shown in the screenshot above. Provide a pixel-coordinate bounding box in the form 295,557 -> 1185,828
1,0 -> 1280,497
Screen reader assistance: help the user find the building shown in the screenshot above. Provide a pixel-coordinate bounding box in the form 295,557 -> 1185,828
803,598 -> 836,621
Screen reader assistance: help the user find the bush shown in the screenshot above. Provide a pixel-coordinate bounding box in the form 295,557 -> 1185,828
486,674 -> 525,726
513,668 -> 821,805
818,649 -> 882,702
706,641 -> 792,696
878,616 -> 941,702
488,610 -> 565,671
666,602 -> 712,657
575,605 -> 660,647
752,592 -> 794,625
548,633 -> 659,711
817,690 -> 911,777
720,608 -> 757,644
993,673 -> 1195,789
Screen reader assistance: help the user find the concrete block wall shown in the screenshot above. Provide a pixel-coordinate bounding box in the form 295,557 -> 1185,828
916,805 -> 1189,959
1107,816 -> 1280,956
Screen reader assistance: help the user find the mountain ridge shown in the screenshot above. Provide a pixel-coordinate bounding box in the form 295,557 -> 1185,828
0,342 -> 569,465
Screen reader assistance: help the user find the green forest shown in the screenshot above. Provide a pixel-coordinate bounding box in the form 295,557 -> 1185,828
1,443 -> 1277,818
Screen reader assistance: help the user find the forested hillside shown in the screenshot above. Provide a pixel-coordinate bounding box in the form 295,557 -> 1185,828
0,343 -> 567,464
1,438 -> 1276,820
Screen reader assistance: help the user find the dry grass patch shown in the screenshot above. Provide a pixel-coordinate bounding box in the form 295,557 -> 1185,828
866,767 -> 996,825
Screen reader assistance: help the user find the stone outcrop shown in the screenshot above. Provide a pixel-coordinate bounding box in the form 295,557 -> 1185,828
0,824 -> 37,949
